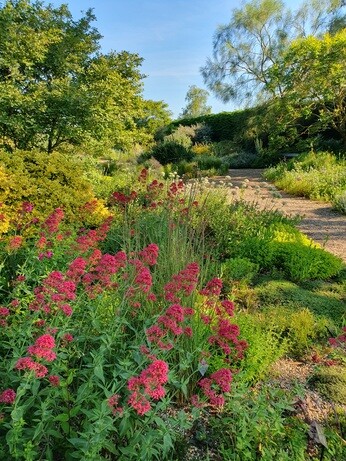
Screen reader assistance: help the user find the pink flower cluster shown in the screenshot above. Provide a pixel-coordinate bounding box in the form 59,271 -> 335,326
127,360 -> 169,415
168,180 -> 184,197
7,236 -> 23,251
27,334 -> 56,362
29,271 -> 76,317
48,375 -> 60,387
199,368 -> 232,407
200,278 -> 223,297
164,262 -> 199,303
15,334 -> 57,379
138,244 -> 159,266
125,249 -> 158,309
111,191 -> 137,206
0,307 -> 10,327
75,217 -> 113,253
199,278 -> 248,360
21,202 -> 34,213
15,357 -> 49,378
138,168 -> 148,182
107,393 -> 123,416
42,208 -> 64,234
72,249 -> 127,298
0,388 -> 16,404
146,303 -> 194,350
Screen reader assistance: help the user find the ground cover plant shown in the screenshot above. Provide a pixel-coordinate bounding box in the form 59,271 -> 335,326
0,160 -> 345,460
264,151 -> 346,213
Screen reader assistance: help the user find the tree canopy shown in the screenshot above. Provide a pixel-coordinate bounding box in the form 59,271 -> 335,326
266,29 -> 346,148
179,85 -> 212,118
201,0 -> 345,104
0,0 -> 166,153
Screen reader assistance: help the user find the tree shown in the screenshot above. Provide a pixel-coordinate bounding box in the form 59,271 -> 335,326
0,0 -> 150,153
180,85 -> 212,118
267,30 -> 346,147
201,0 -> 345,104
136,99 -> 172,142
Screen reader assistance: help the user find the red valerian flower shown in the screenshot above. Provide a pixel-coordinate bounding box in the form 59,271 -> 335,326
107,393 -> 123,416
42,208 -> 64,234
48,375 -> 60,387
164,262 -> 199,303
200,278 -> 223,297
8,236 -> 23,250
14,357 -> 48,378
138,244 -> 159,266
0,307 -> 10,317
21,202 -> 34,213
198,367 -> 233,407
127,360 -> 169,415
0,389 -> 16,404
138,168 -> 148,182
27,334 -> 56,362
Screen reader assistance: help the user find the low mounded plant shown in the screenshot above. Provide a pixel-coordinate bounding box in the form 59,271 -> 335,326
310,366 -> 346,404
264,151 -> 346,203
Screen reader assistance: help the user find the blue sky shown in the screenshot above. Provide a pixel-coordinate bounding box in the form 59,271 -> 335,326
51,0 -> 303,119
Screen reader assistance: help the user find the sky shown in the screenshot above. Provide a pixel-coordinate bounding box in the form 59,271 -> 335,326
50,0 -> 303,119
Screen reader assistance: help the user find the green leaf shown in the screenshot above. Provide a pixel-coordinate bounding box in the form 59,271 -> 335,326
55,413 -> 69,422
94,365 -> 105,383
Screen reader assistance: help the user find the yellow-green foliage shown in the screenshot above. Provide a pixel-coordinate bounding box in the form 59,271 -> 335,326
310,366 -> 346,404
258,307 -> 329,356
191,143 -> 214,156
265,151 -> 346,201
272,222 -> 319,247
0,150 -> 110,234
235,312 -> 289,383
0,166 -> 12,234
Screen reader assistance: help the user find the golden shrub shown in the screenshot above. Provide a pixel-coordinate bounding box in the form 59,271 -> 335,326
0,150 -> 111,235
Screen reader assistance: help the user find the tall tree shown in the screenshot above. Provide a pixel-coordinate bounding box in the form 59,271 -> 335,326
0,0 -> 150,153
201,0 -> 344,104
266,30 -> 346,147
179,85 -> 212,118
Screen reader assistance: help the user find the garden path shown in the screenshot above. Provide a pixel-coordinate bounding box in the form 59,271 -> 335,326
213,169 -> 346,263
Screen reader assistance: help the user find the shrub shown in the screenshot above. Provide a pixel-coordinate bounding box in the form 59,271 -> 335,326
332,190 -> 346,214
196,155 -> 223,171
191,143 -> 214,156
235,313 -> 289,383
255,279 -> 346,323
271,241 -> 344,282
264,151 -> 346,202
221,257 -> 259,284
258,307 -> 330,357
150,141 -> 193,165
164,132 -> 192,149
0,150 -> 110,233
171,108 -> 259,144
192,123 -> 212,144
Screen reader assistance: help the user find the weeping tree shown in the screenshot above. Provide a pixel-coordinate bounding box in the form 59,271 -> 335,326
201,0 -> 345,104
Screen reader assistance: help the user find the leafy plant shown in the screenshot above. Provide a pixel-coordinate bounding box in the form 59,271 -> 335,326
150,141 -> 193,165
310,366 -> 346,404
209,383 -> 308,460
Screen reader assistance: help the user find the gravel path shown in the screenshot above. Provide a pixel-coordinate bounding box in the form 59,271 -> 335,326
214,169 -> 346,263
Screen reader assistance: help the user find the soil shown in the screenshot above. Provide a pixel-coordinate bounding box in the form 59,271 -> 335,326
212,169 -> 346,263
